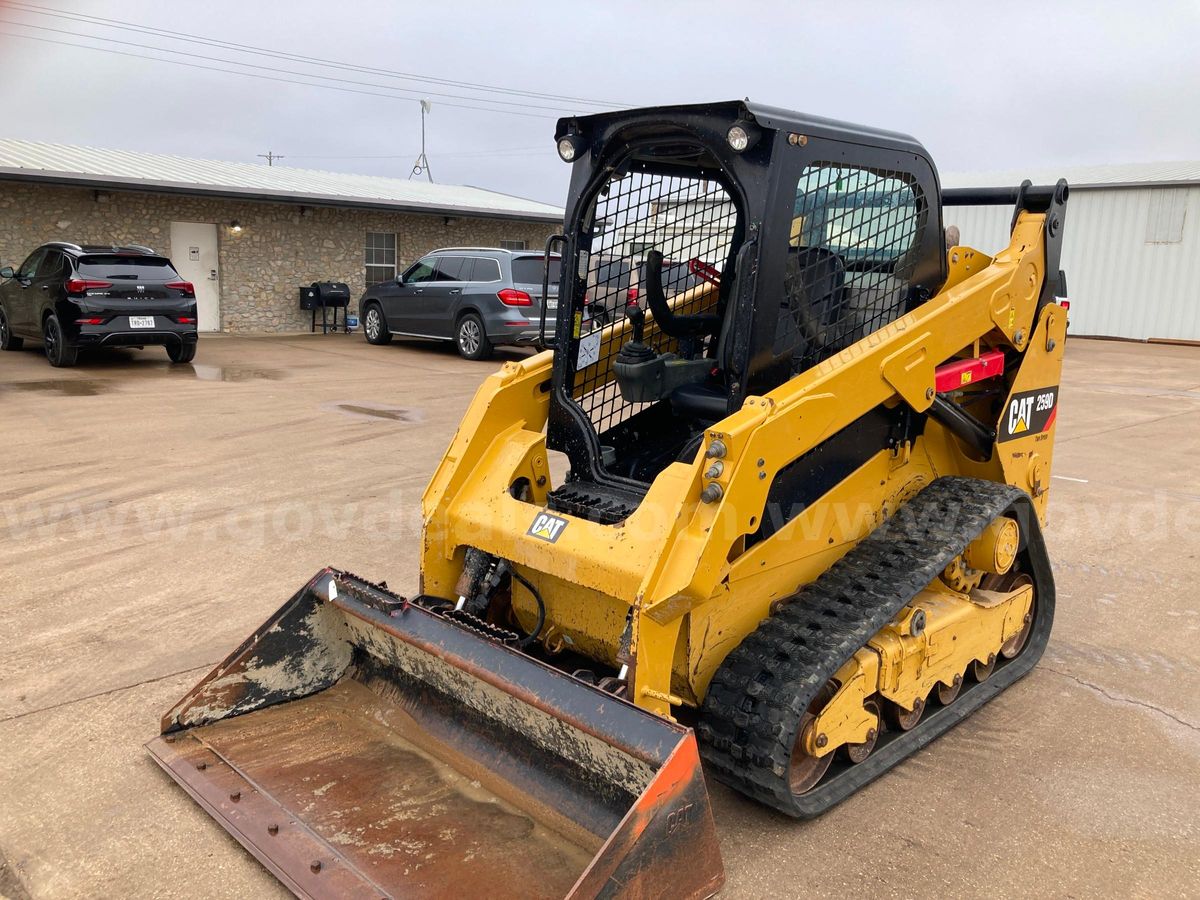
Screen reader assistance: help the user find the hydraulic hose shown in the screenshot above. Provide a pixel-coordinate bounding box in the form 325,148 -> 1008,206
510,568 -> 547,648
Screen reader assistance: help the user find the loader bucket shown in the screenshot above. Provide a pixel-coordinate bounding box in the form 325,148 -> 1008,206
146,569 -> 724,899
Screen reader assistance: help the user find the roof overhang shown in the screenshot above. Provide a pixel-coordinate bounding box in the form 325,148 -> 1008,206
0,167 -> 565,225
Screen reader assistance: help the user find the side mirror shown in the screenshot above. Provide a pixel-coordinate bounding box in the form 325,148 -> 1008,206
0,266 -> 14,279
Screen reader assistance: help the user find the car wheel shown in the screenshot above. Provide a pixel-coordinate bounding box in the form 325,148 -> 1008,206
43,314 -> 78,367
0,306 -> 23,351
456,312 -> 493,360
167,342 -> 197,364
363,303 -> 392,345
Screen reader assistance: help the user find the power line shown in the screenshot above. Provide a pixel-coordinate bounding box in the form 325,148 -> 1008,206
0,30 -> 564,120
6,0 -> 623,111
0,17 -> 584,115
285,147 -> 552,160
257,151 -> 284,166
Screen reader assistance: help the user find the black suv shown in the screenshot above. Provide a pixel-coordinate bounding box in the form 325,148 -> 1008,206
359,247 -> 560,360
0,243 -> 199,367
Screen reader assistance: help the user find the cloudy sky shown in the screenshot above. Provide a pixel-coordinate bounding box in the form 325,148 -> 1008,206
1,0 -> 1197,205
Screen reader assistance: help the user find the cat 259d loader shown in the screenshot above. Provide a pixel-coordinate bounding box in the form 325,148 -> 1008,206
148,100 -> 1068,898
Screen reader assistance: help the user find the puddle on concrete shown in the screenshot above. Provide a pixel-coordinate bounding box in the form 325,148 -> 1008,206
0,380 -> 106,396
322,400 -> 424,423
189,364 -> 286,382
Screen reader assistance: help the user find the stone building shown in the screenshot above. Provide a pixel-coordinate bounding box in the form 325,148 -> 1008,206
0,139 -> 562,333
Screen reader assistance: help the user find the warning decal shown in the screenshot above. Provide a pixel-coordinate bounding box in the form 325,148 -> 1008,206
999,386 -> 1059,442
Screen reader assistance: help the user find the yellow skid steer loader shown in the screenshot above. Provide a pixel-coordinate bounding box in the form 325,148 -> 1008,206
149,100 -> 1068,898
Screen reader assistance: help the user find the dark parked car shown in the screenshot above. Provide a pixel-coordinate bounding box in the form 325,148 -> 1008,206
0,242 -> 198,367
359,247 -> 559,360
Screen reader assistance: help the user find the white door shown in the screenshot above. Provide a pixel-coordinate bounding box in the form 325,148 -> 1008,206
170,222 -> 221,331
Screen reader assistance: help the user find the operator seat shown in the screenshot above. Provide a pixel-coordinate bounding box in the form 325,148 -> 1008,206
669,245 -> 848,421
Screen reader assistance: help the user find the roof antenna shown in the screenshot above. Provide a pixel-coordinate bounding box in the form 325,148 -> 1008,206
409,100 -> 433,182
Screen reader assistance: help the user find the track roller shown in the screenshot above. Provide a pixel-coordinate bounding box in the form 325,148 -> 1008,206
842,700 -> 880,763
936,673 -> 963,705
973,653 -> 997,681
886,696 -> 926,731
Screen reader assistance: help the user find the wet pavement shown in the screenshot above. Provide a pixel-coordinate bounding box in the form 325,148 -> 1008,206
0,333 -> 1197,898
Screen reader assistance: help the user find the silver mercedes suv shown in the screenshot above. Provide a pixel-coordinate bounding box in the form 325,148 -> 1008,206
359,247 -> 559,360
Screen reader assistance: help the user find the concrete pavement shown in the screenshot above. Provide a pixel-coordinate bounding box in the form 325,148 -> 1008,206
1,333 -> 1197,898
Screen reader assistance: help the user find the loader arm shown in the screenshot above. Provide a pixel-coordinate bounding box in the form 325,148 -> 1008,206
639,212 -> 1057,616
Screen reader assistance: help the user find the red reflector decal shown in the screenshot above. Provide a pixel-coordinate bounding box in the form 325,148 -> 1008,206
934,349 -> 1005,394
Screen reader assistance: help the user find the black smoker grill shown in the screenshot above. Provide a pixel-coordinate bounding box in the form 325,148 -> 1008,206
300,281 -> 351,333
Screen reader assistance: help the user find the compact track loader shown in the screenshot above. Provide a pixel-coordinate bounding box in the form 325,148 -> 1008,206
149,101 -> 1068,898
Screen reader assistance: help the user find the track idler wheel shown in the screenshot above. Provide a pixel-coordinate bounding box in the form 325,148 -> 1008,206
788,682 -> 837,794
1001,615 -> 1034,658
1000,574 -> 1037,659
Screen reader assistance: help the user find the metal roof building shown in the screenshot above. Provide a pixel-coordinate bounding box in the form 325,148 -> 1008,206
0,139 -> 562,333
942,162 -> 1200,342
0,139 -> 563,223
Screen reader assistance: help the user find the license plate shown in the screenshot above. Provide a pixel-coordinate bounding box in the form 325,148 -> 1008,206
129,316 -> 155,328
546,299 -> 558,310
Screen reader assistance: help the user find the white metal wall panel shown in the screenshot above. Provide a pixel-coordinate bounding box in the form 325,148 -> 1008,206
942,188 -> 1200,341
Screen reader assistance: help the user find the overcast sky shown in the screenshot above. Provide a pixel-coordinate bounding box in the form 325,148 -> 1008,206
1,0 -> 1198,206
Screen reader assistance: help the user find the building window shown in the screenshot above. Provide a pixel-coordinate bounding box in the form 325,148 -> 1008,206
1145,188 -> 1187,244
365,232 -> 397,285
499,239 -> 528,251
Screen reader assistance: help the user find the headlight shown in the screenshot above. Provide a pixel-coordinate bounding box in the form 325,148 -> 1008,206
726,125 -> 750,152
557,137 -> 579,162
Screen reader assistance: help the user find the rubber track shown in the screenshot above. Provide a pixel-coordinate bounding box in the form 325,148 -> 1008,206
697,476 -> 1054,816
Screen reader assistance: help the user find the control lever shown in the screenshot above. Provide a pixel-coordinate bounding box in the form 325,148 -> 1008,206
612,298 -> 713,403
615,302 -> 655,366
626,302 -> 646,344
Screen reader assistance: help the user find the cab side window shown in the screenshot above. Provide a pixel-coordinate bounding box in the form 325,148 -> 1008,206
776,164 -> 924,375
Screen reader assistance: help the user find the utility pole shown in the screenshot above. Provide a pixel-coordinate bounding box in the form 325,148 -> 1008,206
257,151 -> 284,166
409,100 -> 433,182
